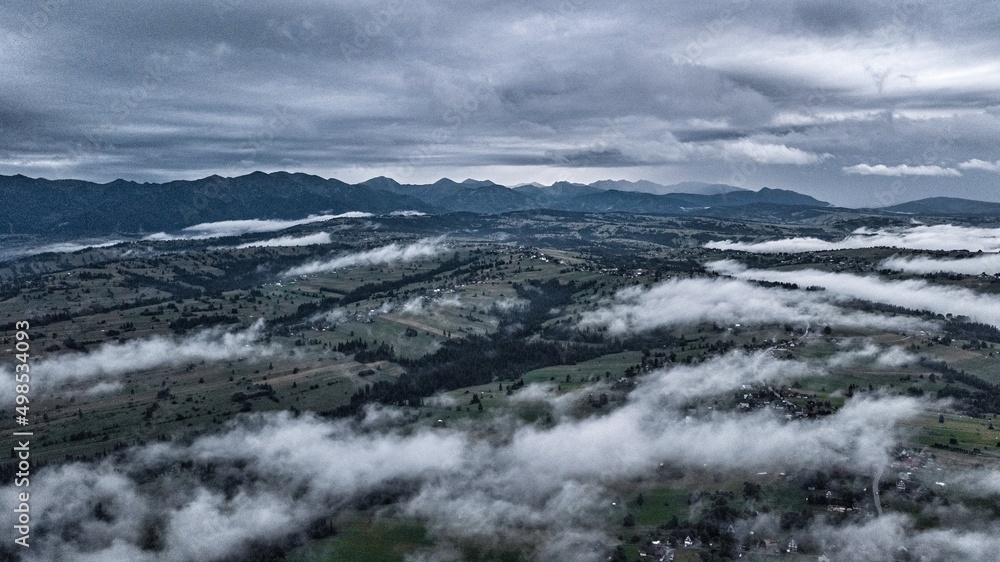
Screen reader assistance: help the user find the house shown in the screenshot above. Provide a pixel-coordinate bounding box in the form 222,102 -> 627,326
762,538 -> 778,550
638,540 -> 670,561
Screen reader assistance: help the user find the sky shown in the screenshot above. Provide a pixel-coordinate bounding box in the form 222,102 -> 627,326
2,1 -> 999,206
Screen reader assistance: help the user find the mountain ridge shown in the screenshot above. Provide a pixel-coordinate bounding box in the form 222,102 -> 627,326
882,197 -> 1000,216
0,171 -> 861,236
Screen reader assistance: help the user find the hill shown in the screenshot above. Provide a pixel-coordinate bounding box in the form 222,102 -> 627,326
883,197 -> 1000,216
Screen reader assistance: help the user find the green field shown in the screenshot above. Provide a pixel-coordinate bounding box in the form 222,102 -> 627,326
288,517 -> 431,562
5,212 -> 1000,560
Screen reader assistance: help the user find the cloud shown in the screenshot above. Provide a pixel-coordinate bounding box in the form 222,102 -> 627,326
722,140 -> 827,165
22,239 -> 126,255
4,2 -> 1000,205
842,163 -> 962,177
578,275 -> 926,335
509,394 -> 920,483
146,213 -> 368,241
640,350 -> 814,404
401,296 -> 428,314
0,320 -> 271,405
308,293 -> 463,329
958,159 -> 1000,172
282,237 -> 447,276
811,513 -> 1000,562
0,344 -> 933,561
827,342 -> 919,369
706,224 -> 1000,253
881,253 -> 1000,275
948,470 -> 1000,495
0,239 -> 132,262
399,295 -> 462,315
526,349 -> 813,420
709,259 -> 1000,327
0,412 -> 470,562
234,232 -> 332,248
875,345 -> 919,367
311,308 -> 349,325
82,381 -> 125,396
493,297 -> 529,312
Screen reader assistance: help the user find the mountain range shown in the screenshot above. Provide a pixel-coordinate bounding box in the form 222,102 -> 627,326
883,197 -> 1000,216
0,171 -> 991,235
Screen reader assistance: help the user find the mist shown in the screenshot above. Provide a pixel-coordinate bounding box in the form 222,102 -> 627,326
827,342 -> 919,369
709,260 -> 1000,327
283,237 -> 447,277
0,321 -> 271,405
808,513 -> 1000,562
24,239 -> 127,256
706,225 -> 1000,253
0,346 -> 935,561
578,275 -> 928,335
145,212 -> 371,241
234,232 -> 332,248
881,253 -> 1000,275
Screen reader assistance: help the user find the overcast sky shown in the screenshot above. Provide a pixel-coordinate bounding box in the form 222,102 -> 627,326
2,0 -> 998,206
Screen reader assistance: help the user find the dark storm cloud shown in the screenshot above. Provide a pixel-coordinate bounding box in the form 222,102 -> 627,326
2,0 -> 999,203
792,0 -> 885,36
672,129 -> 749,143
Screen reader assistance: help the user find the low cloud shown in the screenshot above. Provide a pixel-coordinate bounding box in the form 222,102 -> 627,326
958,159 -> 1000,172
843,163 -> 962,177
0,346 -> 932,561
709,259 -> 1000,327
947,470 -> 1000,495
811,514 -> 1000,562
493,297 -> 529,312
827,342 -> 919,369
578,276 -> 926,335
283,237 -> 447,277
400,295 -> 462,315
1,239 -> 130,261
309,293 -> 463,328
401,297 -> 427,314
24,239 -> 126,255
706,224 -> 1000,253
875,346 -> 920,367
311,308 -> 349,325
509,394 -> 921,483
881,253 -> 1000,275
146,213 -> 370,241
638,350 -> 813,405
0,321 -> 271,405
234,232 -> 332,248
82,381 -> 125,396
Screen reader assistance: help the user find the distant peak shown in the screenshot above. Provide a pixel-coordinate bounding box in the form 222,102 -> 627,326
362,175 -> 400,186
103,178 -> 138,187
460,178 -> 496,186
